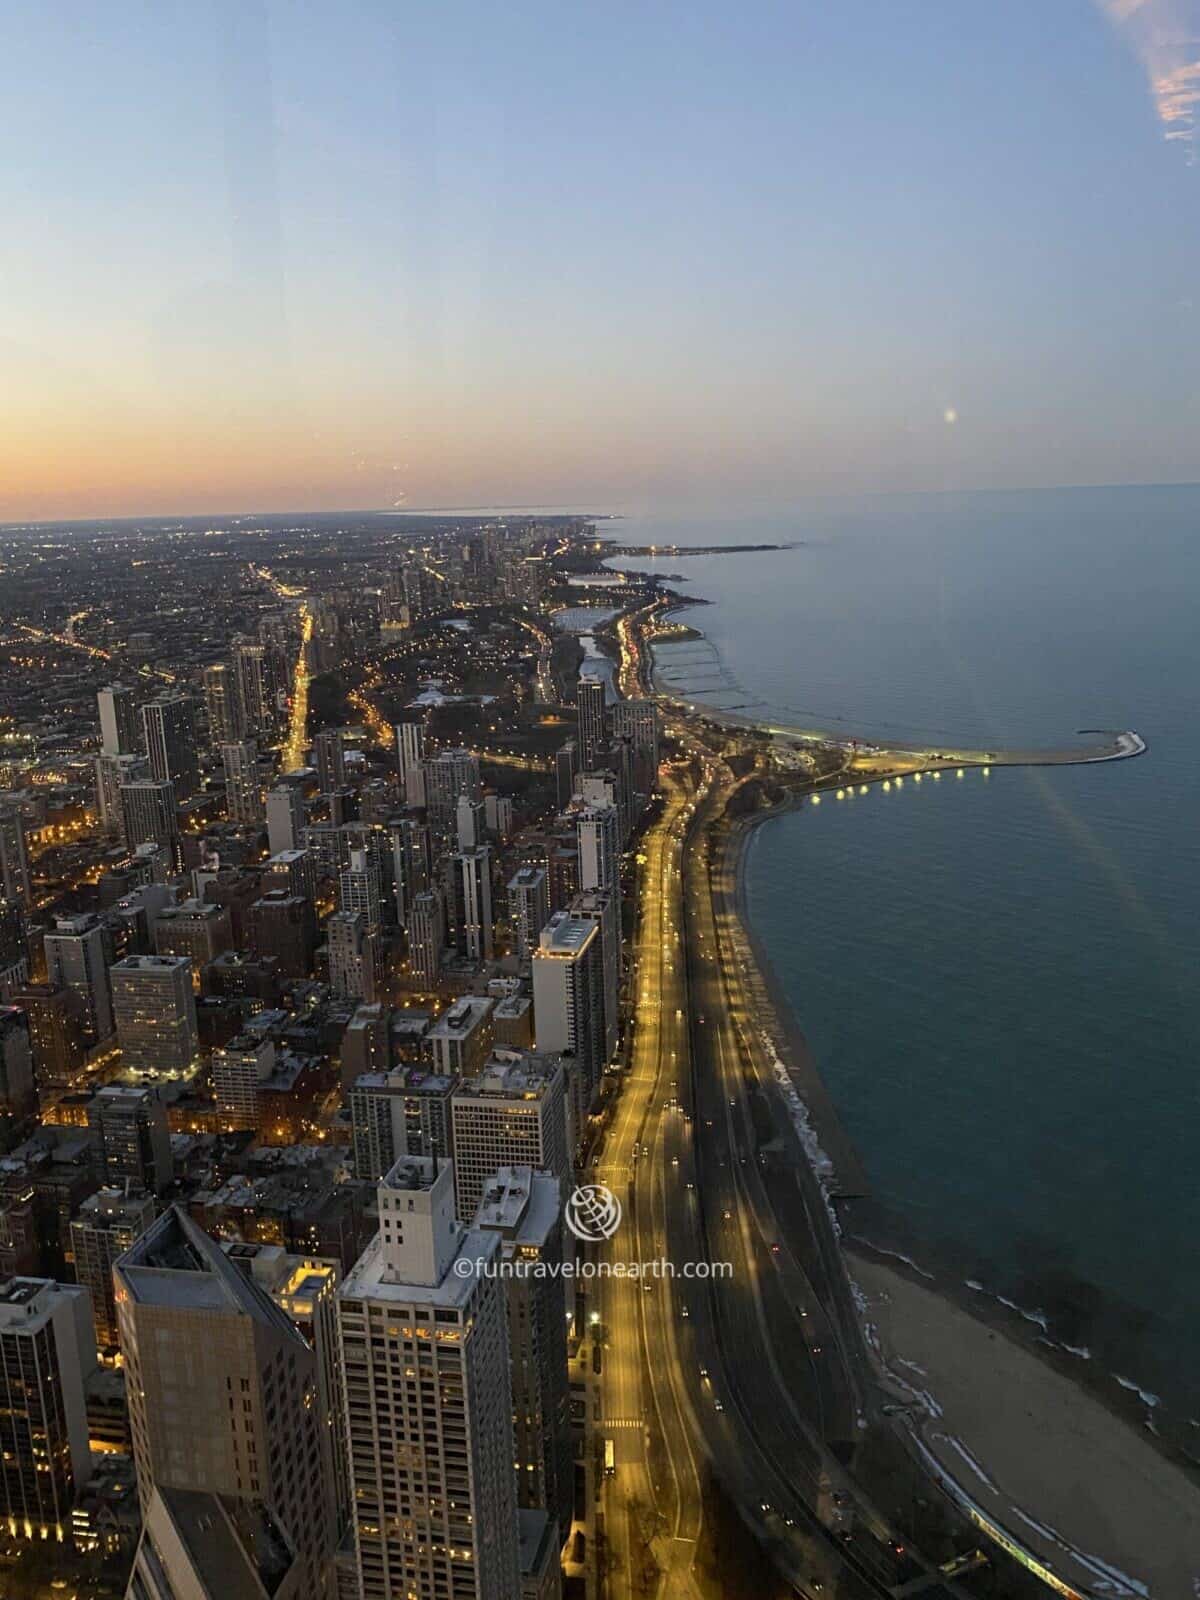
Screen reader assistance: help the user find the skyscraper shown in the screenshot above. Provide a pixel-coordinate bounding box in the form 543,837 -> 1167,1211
43,913 -> 115,1045
109,954 -> 198,1080
0,1278 -> 96,1542
0,1006 -> 36,1141
456,790 -> 485,850
388,816 -> 432,925
554,740 -> 578,810
336,1157 -> 520,1600
569,889 -> 621,1067
428,995 -> 494,1079
448,845 -> 494,962
94,751 -> 148,838
425,747 -> 482,831
575,803 -> 619,894
339,845 -> 384,930
450,1052 -> 571,1223
266,783 -> 306,856
0,900 -> 28,998
202,661 -> 242,746
98,683 -> 140,756
69,1186 -> 156,1352
114,1208 -> 336,1595
507,865 -> 550,963
576,677 -> 607,768
231,637 -> 278,739
88,1083 -> 173,1194
327,911 -> 379,1003
140,696 -> 200,801
313,727 -> 346,794
406,891 -> 444,988
473,1167 -> 573,1542
394,719 -> 426,807
221,740 -> 263,824
9,983 -> 87,1092
532,911 -> 606,1137
349,1066 -> 458,1180
0,804 -> 32,909
119,779 -> 180,858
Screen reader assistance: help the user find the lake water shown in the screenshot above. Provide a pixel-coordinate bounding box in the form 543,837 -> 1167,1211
611,486 -> 1200,1423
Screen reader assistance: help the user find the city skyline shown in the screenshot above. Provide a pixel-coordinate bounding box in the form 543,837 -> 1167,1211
5,0 -> 1200,521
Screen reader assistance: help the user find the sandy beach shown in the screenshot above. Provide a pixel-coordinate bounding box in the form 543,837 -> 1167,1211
851,1249 -> 1200,1598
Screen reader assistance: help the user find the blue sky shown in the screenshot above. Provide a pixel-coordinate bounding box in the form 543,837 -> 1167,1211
2,0 -> 1199,516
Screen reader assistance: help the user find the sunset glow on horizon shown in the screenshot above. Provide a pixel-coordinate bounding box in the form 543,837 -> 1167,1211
6,0 -> 1200,523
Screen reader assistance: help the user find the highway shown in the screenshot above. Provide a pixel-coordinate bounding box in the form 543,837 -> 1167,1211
594,762 -> 709,1600
589,591 -> 1011,1600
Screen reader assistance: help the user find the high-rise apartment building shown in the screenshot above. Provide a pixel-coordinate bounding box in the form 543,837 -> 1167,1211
336,1157 -> 520,1600
69,1186 -> 156,1351
507,866 -> 551,963
114,1208 -> 336,1595
425,747 -> 482,831
450,1052 -> 571,1223
474,1167 -> 572,1542
576,677 -> 607,769
406,891 -> 444,988
532,911 -> 606,1136
98,683 -> 140,756
43,914 -> 115,1046
388,816 -> 431,924
447,846 -> 493,962
221,1241 -> 348,1538
339,845 -> 384,930
569,889 -> 621,1067
221,740 -> 263,824
266,783 -> 306,856
88,1083 -> 173,1194
110,954 -> 198,1079
202,661 -> 242,745
554,740 -> 578,811
327,911 -> 380,1003
428,995 -> 494,1080
349,1066 -> 458,1180
0,1006 -> 36,1140
394,719 -> 426,807
0,1278 -> 96,1541
119,779 -> 180,859
140,696 -> 200,801
575,804 -> 619,894
9,983 -> 87,1092
0,900 -> 27,998
246,891 -> 317,980
231,637 -> 279,739
314,728 -> 346,794
0,804 -> 32,909
94,751 -> 148,838
211,1035 -> 278,1131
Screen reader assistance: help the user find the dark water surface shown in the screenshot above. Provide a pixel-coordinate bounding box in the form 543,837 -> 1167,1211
614,485 -> 1200,1417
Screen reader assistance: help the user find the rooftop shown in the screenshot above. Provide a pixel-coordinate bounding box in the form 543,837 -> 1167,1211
428,995 -> 493,1039
458,1050 -> 562,1101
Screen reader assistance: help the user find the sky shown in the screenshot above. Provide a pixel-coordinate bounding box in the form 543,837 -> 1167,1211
3,0 -> 1200,520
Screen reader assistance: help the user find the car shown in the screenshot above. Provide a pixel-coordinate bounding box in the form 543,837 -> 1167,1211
671,1155 -> 679,1167
699,1366 -> 708,1380
723,1209 -> 732,1220
713,1397 -> 724,1411
770,1243 -> 781,1255
680,1306 -> 689,1318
